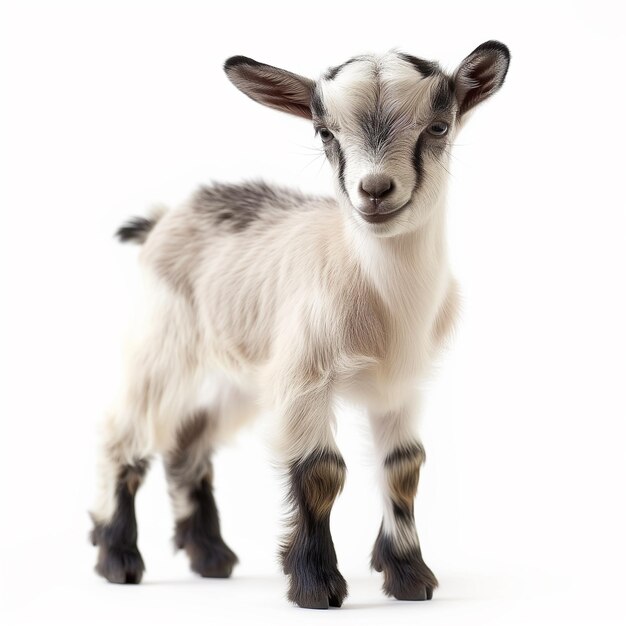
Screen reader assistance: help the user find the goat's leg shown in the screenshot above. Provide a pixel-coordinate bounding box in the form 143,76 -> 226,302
278,388 -> 347,609
164,410 -> 238,578
369,405 -> 438,600
90,428 -> 150,584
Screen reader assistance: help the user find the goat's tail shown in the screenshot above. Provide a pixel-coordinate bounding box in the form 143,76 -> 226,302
115,204 -> 167,244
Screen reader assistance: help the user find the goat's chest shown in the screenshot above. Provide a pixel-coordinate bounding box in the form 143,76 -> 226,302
379,291 -> 438,378
341,266 -> 448,406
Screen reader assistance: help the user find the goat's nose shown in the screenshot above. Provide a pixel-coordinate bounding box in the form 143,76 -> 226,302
359,175 -> 394,203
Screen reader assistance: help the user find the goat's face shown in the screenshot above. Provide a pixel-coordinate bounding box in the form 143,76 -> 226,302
225,42 -> 509,237
311,53 -> 459,235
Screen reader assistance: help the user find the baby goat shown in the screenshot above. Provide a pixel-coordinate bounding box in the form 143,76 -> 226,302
90,42 -> 510,609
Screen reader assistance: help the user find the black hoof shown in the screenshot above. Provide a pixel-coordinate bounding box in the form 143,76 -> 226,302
95,545 -> 145,584
381,561 -> 437,601
328,593 -> 344,607
287,568 -> 348,609
91,522 -> 146,584
300,595 -> 330,610
394,581 -> 434,601
185,538 -> 238,578
371,534 -> 437,601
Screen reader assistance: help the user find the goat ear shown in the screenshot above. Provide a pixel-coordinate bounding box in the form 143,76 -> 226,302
453,41 -> 510,116
224,56 -> 315,120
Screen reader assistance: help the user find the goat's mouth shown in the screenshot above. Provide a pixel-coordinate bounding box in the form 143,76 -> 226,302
355,199 -> 411,224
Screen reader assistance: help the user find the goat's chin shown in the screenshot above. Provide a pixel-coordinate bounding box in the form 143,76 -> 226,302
345,201 -> 431,238
356,218 -> 409,238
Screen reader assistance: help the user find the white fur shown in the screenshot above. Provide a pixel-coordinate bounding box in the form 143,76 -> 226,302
92,52 -> 461,535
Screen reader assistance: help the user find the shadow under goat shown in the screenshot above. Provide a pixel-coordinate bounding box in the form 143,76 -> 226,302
89,42 -> 510,609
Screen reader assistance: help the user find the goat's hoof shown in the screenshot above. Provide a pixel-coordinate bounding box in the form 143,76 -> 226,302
300,594 -> 330,610
393,581 -> 434,601
328,592 -> 344,607
371,532 -> 438,601
380,561 -> 437,601
288,569 -> 348,609
95,545 -> 145,584
186,538 -> 238,578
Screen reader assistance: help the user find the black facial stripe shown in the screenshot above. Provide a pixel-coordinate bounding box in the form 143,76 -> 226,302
311,89 -> 326,118
398,53 -> 440,78
431,77 -> 455,114
413,133 -> 426,190
337,142 -> 347,197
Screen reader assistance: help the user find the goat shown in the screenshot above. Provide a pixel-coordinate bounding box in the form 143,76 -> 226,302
89,42 -> 510,609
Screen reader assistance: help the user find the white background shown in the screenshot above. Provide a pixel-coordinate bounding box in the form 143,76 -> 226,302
1,1 -> 625,624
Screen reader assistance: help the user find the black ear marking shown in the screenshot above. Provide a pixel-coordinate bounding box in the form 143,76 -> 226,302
398,53 -> 440,78
454,40 -> 510,116
223,55 -> 261,71
224,55 -> 316,120
324,57 -> 360,81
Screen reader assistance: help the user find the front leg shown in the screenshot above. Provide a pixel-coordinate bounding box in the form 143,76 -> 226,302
369,404 -> 438,600
277,387 -> 348,609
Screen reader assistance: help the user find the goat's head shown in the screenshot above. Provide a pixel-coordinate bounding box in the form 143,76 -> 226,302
224,42 -> 509,237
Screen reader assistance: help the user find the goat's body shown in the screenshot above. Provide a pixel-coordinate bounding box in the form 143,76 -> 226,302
102,181 -> 456,460
90,45 -> 508,607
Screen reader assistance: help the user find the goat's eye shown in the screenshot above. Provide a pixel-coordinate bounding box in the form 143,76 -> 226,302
318,128 -> 334,143
427,121 -> 448,136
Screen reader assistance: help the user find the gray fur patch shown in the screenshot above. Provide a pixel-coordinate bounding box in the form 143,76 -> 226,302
193,181 -> 309,232
360,107 -> 395,153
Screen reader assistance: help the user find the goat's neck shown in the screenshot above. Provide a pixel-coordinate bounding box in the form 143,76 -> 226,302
348,199 -> 449,312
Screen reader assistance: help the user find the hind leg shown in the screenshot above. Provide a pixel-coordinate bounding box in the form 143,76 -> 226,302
90,421 -> 151,584
164,409 -> 238,578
